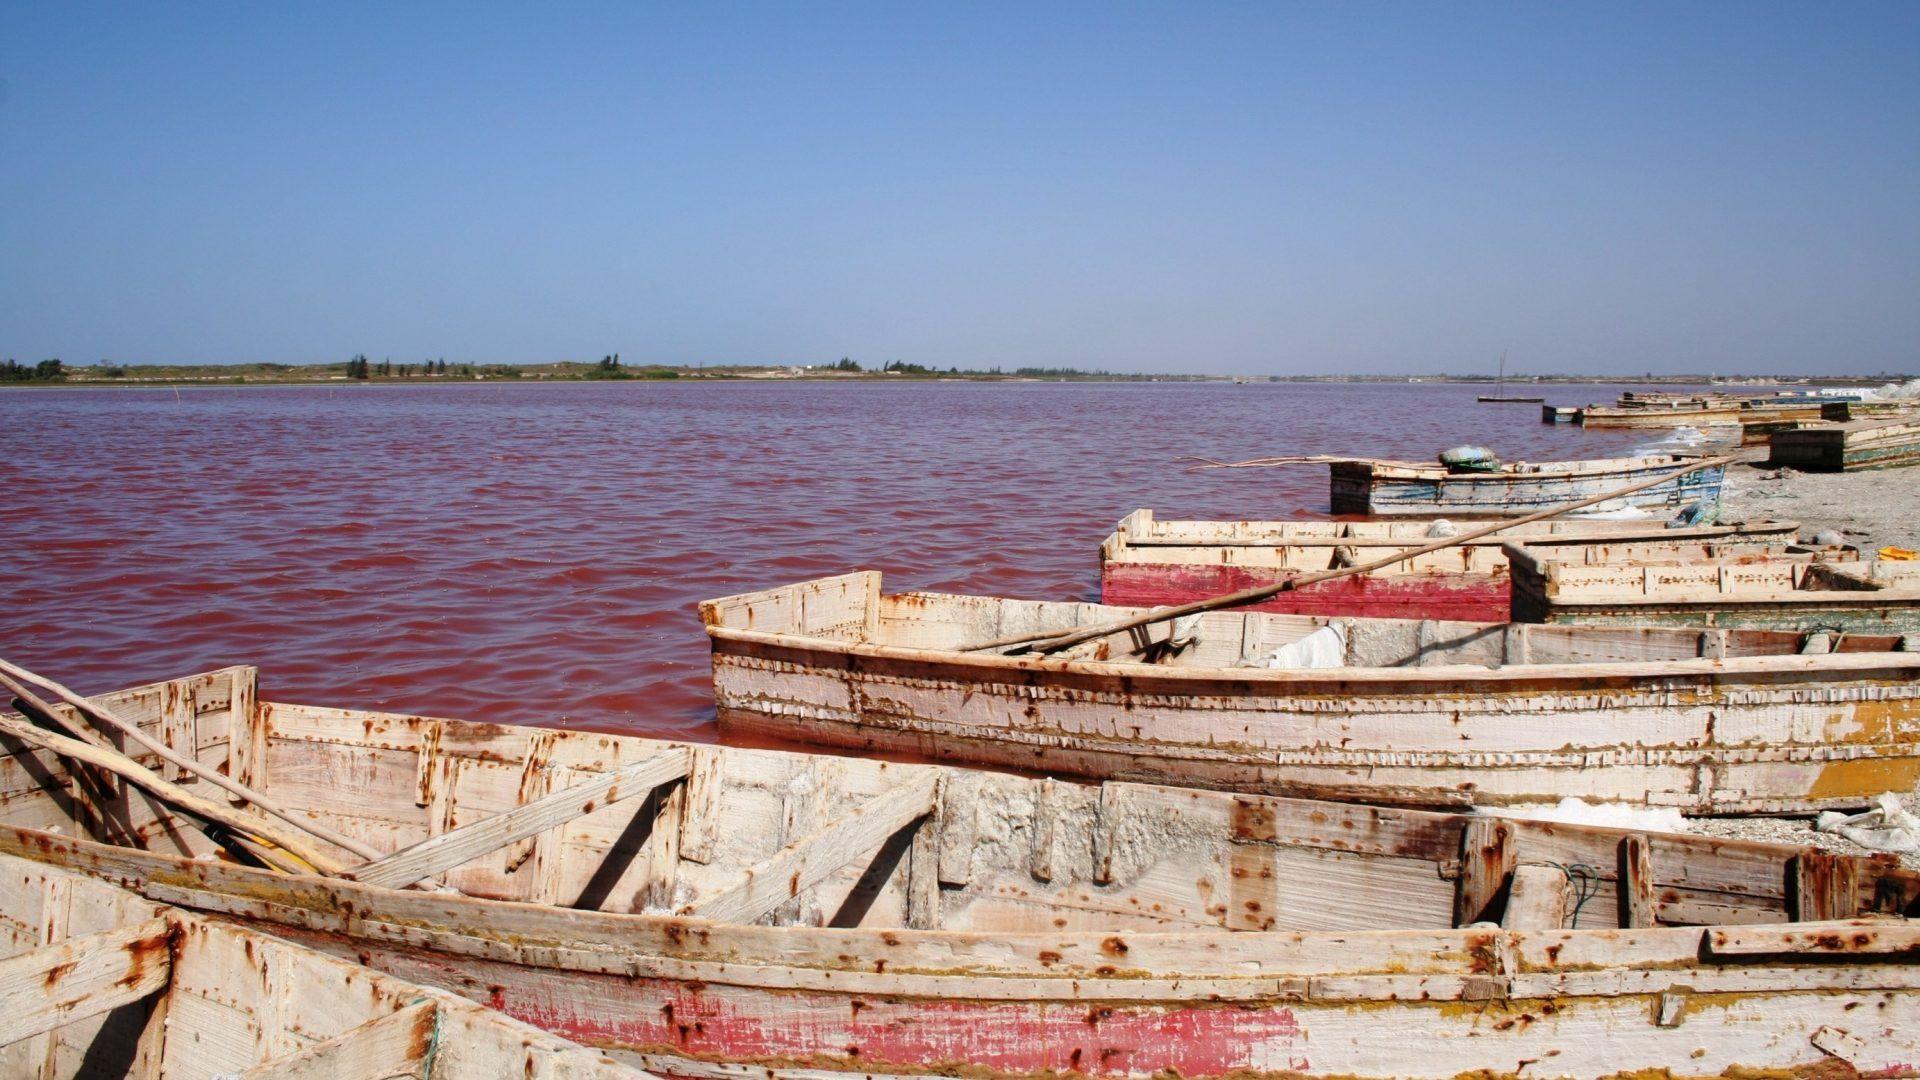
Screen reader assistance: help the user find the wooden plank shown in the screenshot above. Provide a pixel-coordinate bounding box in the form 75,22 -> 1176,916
1708,921 -> 1920,957
935,770 -> 982,886
0,917 -> 172,1048
504,731 -> 559,872
904,801 -> 941,931
636,777 -> 686,913
1620,834 -> 1656,928
677,746 -> 722,865
1790,850 -> 1860,922
1502,864 -> 1571,929
1452,817 -> 1514,926
1028,778 -> 1059,883
412,720 -> 442,808
1500,623 -> 1531,665
226,667 -> 262,804
159,681 -> 196,782
227,1000 -> 435,1080
690,775 -> 939,926
350,749 -> 690,890
1090,783 -> 1119,885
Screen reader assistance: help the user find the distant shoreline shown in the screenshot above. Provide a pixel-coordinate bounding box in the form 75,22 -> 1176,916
1,368 -> 1909,390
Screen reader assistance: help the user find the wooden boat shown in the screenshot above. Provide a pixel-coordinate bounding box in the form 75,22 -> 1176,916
1100,508 -> 1805,621
704,572 -> 1920,812
1579,400 -> 1745,428
0,851 -> 646,1079
5,666 -> 1920,1077
1540,404 -> 1580,423
1508,545 -> 1920,633
1822,399 -> 1918,422
1475,354 -> 1543,402
1770,417 -> 1920,472
1327,453 -> 1725,517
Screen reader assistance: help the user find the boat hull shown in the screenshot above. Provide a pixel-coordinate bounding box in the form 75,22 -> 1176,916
1578,406 -> 1744,428
1770,419 -> 1920,472
710,635 -> 1920,813
8,830 -> 1920,1080
1327,459 -> 1724,517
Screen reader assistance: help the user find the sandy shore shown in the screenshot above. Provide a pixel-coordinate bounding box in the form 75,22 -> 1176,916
1721,459 -> 1920,551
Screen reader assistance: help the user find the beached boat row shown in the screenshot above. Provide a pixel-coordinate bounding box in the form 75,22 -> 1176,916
1540,387 -> 1896,436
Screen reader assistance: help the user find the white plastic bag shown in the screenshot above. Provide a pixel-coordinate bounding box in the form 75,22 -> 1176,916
1815,793 -> 1920,855
1256,624 -> 1346,669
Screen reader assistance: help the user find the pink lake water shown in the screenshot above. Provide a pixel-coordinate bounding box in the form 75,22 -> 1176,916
0,380 -> 1683,738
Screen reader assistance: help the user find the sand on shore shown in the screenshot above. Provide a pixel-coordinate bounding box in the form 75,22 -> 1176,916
1721,459 -> 1919,552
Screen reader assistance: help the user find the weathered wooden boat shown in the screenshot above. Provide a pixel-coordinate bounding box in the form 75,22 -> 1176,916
1100,509 -> 1804,621
0,850 -> 647,1079
5,666 -> 1920,1077
1327,452 -> 1725,517
1578,401 -> 1745,428
1508,545 -> 1920,633
705,572 -> 1920,812
1822,399 -> 1918,422
1769,417 -> 1920,472
1539,404 -> 1580,423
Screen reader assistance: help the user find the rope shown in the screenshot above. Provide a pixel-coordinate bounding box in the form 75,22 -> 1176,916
1544,861 -> 1604,928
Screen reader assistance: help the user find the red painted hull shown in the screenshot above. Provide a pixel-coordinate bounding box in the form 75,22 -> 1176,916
285,933 -> 1314,1077
1101,563 -> 1510,621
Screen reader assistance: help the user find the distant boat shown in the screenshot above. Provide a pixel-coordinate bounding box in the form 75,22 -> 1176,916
1477,351 -> 1544,403
1507,545 -> 1920,634
1099,508 -> 1805,621
1326,453 -> 1726,517
1770,416 -> 1920,472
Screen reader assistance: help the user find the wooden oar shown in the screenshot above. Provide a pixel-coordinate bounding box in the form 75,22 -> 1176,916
974,454 -> 1736,656
0,660 -> 383,862
0,706 -> 348,876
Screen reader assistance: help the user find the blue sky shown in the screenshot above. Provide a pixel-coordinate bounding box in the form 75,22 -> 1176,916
2,3 -> 1915,374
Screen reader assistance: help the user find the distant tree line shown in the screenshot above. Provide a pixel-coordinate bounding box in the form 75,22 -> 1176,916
346,355 -> 461,379
1,359 -> 66,382
585,353 -> 679,379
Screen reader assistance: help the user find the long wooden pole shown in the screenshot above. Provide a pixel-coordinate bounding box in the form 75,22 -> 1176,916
4,687 -> 308,873
0,660 -> 382,862
0,708 -> 348,876
980,455 -> 1735,656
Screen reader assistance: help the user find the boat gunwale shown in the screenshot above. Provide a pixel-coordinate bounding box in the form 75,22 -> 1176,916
704,622 -> 1920,686
6,822 -> 1916,997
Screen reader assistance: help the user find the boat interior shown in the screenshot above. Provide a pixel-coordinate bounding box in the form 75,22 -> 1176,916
0,850 -> 640,1079
2,667 -> 1918,944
